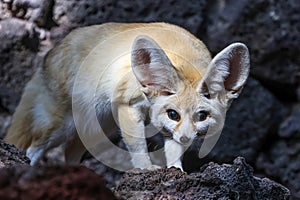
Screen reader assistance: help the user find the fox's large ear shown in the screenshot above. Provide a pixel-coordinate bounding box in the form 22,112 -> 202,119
198,43 -> 250,103
131,35 -> 180,97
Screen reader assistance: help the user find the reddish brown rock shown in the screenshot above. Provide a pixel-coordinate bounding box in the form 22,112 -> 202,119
0,165 -> 117,200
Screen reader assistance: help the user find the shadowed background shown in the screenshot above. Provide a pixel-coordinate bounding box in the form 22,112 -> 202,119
0,0 -> 299,198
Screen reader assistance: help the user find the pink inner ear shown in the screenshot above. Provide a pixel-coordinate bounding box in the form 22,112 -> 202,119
134,49 -> 151,66
224,53 -> 242,91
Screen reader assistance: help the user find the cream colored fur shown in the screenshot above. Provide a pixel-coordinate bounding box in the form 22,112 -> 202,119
5,22 -> 250,169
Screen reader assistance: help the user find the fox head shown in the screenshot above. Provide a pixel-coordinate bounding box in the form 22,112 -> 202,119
131,35 -> 250,151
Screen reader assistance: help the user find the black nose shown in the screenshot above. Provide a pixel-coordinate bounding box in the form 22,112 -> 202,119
180,136 -> 190,144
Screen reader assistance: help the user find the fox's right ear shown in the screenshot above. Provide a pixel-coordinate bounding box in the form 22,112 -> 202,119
197,43 -> 250,104
131,35 -> 180,97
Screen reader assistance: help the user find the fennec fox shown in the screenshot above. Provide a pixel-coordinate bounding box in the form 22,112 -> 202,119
5,22 -> 250,170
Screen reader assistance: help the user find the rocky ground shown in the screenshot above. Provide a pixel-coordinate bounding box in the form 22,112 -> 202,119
114,157 -> 291,200
0,139 -> 291,199
0,144 -> 117,200
0,0 -> 299,199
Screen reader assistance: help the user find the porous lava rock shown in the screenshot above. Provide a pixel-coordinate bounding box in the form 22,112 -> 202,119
53,0 -> 207,34
114,157 -> 290,200
0,18 -> 40,113
256,105 -> 300,199
0,139 -> 29,168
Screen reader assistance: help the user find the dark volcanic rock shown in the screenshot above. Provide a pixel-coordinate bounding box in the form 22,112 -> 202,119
0,0 -> 54,27
202,0 -> 300,100
53,0 -> 207,34
256,105 -> 300,198
0,139 -> 29,167
257,140 -> 300,199
279,105 -> 300,139
83,156 -> 125,188
0,165 -> 117,200
0,18 -> 40,113
114,157 -> 290,200
211,78 -> 287,161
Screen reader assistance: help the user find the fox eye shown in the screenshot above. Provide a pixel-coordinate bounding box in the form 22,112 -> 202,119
196,111 -> 208,121
167,109 -> 180,121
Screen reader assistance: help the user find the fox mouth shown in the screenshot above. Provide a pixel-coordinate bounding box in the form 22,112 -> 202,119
196,131 -> 207,139
160,127 -> 193,146
161,126 -> 209,140
161,126 -> 173,139
161,126 -> 210,146
196,125 -> 209,138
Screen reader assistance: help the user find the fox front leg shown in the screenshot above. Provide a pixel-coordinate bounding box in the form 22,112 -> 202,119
118,105 -> 153,169
164,139 -> 184,171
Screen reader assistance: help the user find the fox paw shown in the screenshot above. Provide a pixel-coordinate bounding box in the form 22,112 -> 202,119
146,164 -> 162,171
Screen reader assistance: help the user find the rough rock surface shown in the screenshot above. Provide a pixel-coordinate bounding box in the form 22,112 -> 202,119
50,0 -> 207,44
0,165 -> 117,200
114,157 -> 290,200
208,77 -> 286,162
0,136 -> 291,199
0,139 -> 29,167
0,0 -> 54,27
256,105 -> 300,198
202,0 -> 300,100
83,157 -> 124,189
53,0 -> 207,34
0,18 -> 40,113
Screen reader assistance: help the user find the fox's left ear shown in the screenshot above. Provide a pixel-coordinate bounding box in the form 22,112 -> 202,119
198,43 -> 250,103
131,35 -> 180,97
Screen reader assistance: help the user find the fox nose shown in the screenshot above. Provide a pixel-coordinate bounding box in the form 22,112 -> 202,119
180,136 -> 190,144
